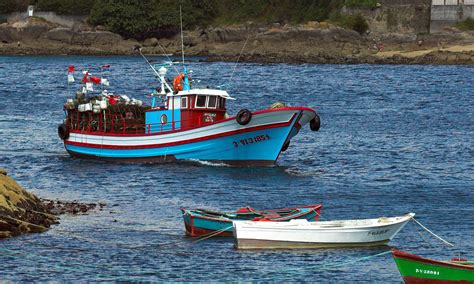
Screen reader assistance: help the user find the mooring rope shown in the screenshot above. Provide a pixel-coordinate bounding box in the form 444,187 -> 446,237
192,225 -> 234,243
312,208 -> 325,220
312,250 -> 392,271
255,250 -> 393,281
411,217 -> 454,247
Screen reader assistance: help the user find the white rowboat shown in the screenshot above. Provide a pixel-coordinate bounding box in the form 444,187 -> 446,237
233,213 -> 415,250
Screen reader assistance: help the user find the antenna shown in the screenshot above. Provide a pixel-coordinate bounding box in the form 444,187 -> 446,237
180,5 -> 185,66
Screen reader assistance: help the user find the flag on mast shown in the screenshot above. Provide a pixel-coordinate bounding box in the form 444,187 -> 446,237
67,65 -> 75,83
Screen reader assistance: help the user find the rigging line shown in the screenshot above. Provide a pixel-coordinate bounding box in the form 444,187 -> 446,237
180,5 -> 185,66
228,34 -> 250,88
156,42 -> 180,74
411,217 -> 454,247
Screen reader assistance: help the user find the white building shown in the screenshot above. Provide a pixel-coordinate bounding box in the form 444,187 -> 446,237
431,0 -> 474,32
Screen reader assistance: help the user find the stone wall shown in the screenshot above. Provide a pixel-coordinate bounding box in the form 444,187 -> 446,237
431,1 -> 474,33
341,0 -> 432,35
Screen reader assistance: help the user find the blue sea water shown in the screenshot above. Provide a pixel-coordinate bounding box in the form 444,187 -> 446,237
0,56 -> 473,282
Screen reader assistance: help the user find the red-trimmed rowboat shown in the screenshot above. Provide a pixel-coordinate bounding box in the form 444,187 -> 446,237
181,204 -> 323,237
392,249 -> 474,284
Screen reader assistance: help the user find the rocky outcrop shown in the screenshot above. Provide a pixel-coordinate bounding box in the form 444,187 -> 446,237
0,24 -> 14,43
143,37 -> 159,47
0,17 -> 473,64
0,168 -> 57,239
44,27 -> 74,43
0,168 -> 105,239
0,17 -> 128,53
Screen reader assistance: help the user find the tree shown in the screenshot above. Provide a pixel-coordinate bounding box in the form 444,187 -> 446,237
88,0 -> 216,39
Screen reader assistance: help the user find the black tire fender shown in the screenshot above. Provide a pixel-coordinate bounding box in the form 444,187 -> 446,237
236,109 -> 252,125
58,123 -> 69,140
310,114 -> 321,131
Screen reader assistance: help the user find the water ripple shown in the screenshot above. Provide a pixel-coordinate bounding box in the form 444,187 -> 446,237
0,56 -> 473,281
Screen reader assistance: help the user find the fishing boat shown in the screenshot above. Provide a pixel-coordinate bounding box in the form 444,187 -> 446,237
232,213 -> 415,249
181,204 -> 322,237
57,48 -> 321,166
392,249 -> 474,284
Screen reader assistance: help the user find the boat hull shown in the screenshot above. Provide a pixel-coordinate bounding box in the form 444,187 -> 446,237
182,213 -> 234,237
63,107 -> 316,166
392,250 -> 474,284
234,239 -> 390,250
182,205 -> 322,237
233,213 -> 414,250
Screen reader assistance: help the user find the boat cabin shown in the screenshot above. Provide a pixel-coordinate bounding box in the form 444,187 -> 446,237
145,89 -> 235,133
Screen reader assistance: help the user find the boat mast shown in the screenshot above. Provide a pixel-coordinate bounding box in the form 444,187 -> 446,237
179,5 -> 191,91
180,5 -> 185,66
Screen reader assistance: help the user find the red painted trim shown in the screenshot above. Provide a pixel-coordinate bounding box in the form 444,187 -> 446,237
403,276 -> 468,284
65,120 -> 293,150
184,224 -> 233,237
182,205 -> 322,224
68,107 -> 314,137
392,250 -> 474,271
276,111 -> 302,161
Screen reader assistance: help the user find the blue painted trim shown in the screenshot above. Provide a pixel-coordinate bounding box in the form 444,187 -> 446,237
66,124 -> 294,162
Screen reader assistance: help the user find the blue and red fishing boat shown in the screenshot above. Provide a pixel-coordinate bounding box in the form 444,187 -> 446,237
58,50 -> 321,166
181,204 -> 323,237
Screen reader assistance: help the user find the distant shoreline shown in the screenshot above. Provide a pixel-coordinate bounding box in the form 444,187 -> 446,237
2,48 -> 472,65
1,18 -> 473,65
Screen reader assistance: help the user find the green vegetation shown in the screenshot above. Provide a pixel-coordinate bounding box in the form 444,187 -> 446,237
330,13 -> 369,35
0,0 -> 95,15
0,0 -> 30,14
213,0 -> 341,25
454,18 -> 474,31
344,0 -> 379,8
1,0 -> 375,38
35,0 -> 96,15
88,0 -> 216,39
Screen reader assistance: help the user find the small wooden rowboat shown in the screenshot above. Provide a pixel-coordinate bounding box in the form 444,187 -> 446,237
392,249 -> 474,284
181,204 -> 323,237
233,213 -> 415,249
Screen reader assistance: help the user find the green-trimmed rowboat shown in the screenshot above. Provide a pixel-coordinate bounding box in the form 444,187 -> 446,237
392,249 -> 474,284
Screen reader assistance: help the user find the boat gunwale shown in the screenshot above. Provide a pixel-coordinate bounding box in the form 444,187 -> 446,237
392,249 -> 474,271
66,106 -> 316,138
180,204 -> 322,223
234,213 -> 415,231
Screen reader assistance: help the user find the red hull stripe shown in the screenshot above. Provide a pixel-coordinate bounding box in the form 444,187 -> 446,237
393,250 -> 474,271
403,276 -> 469,284
66,120 -> 293,150
68,107 -> 314,137
184,223 -> 233,237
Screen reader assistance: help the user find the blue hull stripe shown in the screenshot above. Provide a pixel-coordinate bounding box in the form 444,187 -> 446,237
65,120 -> 300,162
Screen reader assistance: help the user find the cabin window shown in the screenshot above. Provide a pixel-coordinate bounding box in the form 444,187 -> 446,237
181,96 -> 188,109
196,95 -> 207,108
219,97 -> 226,109
207,96 -> 217,109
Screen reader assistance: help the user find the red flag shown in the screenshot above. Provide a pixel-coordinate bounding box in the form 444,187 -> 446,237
82,72 -> 89,83
108,96 -> 117,105
89,76 -> 101,85
68,66 -> 75,73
